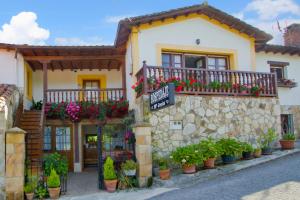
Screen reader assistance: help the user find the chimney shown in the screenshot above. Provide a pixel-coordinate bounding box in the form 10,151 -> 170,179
284,23 -> 300,47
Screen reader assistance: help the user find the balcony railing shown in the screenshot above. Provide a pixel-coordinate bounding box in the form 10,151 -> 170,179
46,88 -> 126,103
135,64 -> 278,97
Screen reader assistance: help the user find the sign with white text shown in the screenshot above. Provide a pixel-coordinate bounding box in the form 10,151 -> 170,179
150,83 -> 175,111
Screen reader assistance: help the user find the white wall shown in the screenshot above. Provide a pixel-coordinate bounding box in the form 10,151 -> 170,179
125,38 -> 135,108
138,17 -> 253,71
32,69 -> 123,101
0,49 -> 24,88
256,52 -> 300,105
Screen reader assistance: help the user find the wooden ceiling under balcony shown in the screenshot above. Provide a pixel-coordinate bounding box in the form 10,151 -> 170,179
17,45 -> 126,71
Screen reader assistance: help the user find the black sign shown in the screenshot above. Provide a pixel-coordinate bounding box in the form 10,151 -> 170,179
150,83 -> 175,111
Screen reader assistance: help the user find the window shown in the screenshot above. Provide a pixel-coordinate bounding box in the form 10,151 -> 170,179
162,53 -> 182,68
83,80 -> 100,89
162,53 -> 228,69
281,114 -> 294,134
268,61 -> 289,81
44,126 -> 52,151
56,127 -> 71,151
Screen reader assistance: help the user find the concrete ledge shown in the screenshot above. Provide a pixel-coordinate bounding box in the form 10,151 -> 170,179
154,146 -> 300,188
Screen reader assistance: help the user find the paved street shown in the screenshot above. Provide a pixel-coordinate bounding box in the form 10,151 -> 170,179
149,153 -> 300,200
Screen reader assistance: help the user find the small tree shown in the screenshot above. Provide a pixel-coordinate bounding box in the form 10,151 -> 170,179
47,169 -> 61,188
104,156 -> 117,180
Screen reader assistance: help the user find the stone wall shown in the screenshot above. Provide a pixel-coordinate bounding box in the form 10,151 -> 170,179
135,95 -> 281,156
281,105 -> 300,138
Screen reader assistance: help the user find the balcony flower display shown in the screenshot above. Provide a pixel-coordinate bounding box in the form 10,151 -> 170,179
106,99 -> 129,118
66,101 -> 80,122
278,78 -> 297,88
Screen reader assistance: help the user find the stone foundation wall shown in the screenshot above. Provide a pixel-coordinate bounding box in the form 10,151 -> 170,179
281,105 -> 300,138
135,95 -> 281,156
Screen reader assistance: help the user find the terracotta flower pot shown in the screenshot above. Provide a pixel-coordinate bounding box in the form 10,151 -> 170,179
280,140 -> 295,150
25,193 -> 34,200
182,164 -> 196,174
253,149 -> 262,158
203,158 -> 216,169
48,187 -> 60,199
104,179 -> 118,193
159,169 -> 171,180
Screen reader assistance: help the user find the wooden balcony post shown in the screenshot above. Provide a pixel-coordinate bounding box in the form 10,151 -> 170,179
41,61 -> 49,103
121,62 -> 127,99
142,61 -> 148,94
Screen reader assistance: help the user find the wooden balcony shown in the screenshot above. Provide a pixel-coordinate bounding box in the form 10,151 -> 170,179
46,88 -> 126,103
135,64 -> 278,97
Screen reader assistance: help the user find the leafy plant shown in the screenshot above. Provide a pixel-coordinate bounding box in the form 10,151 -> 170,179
104,156 -> 117,180
24,176 -> 37,193
118,173 -> 138,189
31,99 -> 43,110
158,157 -> 169,170
35,184 -> 47,199
259,128 -> 277,148
240,142 -> 254,153
171,144 -> 203,166
121,160 -> 137,171
208,81 -> 222,90
198,138 -> 221,160
47,169 -> 60,188
43,153 -> 68,177
217,138 -> 242,156
282,132 -> 296,140
250,86 -> 263,96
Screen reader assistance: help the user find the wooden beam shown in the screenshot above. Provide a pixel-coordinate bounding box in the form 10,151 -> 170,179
24,55 -> 124,61
42,61 -> 49,103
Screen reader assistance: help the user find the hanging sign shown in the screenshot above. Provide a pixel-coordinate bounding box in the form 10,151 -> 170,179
150,83 -> 175,111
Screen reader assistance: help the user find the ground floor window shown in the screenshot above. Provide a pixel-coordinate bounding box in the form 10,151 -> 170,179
281,114 -> 294,134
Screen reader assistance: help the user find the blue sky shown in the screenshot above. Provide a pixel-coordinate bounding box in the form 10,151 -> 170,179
0,0 -> 300,45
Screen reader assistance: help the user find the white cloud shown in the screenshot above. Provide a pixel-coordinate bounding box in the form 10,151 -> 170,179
0,12 -> 50,45
105,15 -> 133,23
54,36 -> 113,46
245,0 -> 300,20
234,0 -> 300,44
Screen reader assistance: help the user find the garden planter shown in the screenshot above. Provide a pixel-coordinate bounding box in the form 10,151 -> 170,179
159,169 -> 171,180
280,140 -> 295,150
48,187 -> 60,199
104,179 -> 118,193
124,169 -> 136,176
242,151 -> 252,160
253,149 -> 262,158
262,147 -> 273,155
182,164 -> 196,174
221,155 -> 236,164
25,193 -> 34,200
203,158 -> 216,169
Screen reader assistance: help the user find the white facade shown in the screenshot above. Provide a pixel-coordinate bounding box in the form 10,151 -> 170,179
137,17 -> 254,71
256,52 -> 300,106
0,49 -> 24,88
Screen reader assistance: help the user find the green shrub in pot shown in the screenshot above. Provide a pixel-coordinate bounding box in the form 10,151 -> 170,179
171,144 -> 203,174
47,169 -> 61,199
217,138 -> 242,164
240,142 -> 254,160
121,160 -> 137,176
280,132 -> 296,150
198,138 -> 221,168
259,129 -> 277,155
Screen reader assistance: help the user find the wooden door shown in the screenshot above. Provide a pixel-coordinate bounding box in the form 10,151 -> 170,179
44,125 -> 74,171
83,80 -> 100,102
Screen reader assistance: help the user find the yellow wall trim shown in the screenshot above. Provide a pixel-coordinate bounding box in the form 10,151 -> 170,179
77,74 -> 107,89
25,62 -> 33,100
156,43 -> 238,70
131,27 -> 140,76
134,13 -> 254,42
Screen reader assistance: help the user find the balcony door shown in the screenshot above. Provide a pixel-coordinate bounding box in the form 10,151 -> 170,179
83,80 -> 100,102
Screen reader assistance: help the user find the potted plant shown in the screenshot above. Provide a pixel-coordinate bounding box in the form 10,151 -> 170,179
121,160 -> 137,176
198,138 -> 220,169
47,169 -> 61,199
35,184 -> 47,200
104,156 -> 118,192
43,152 -> 68,178
280,132 -> 296,150
158,157 -> 170,180
253,148 -> 262,158
259,129 -> 277,155
171,144 -> 203,174
24,178 -> 37,200
217,138 -> 242,164
240,142 -> 254,160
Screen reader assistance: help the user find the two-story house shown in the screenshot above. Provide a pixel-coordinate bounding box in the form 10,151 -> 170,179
0,3 -> 299,189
